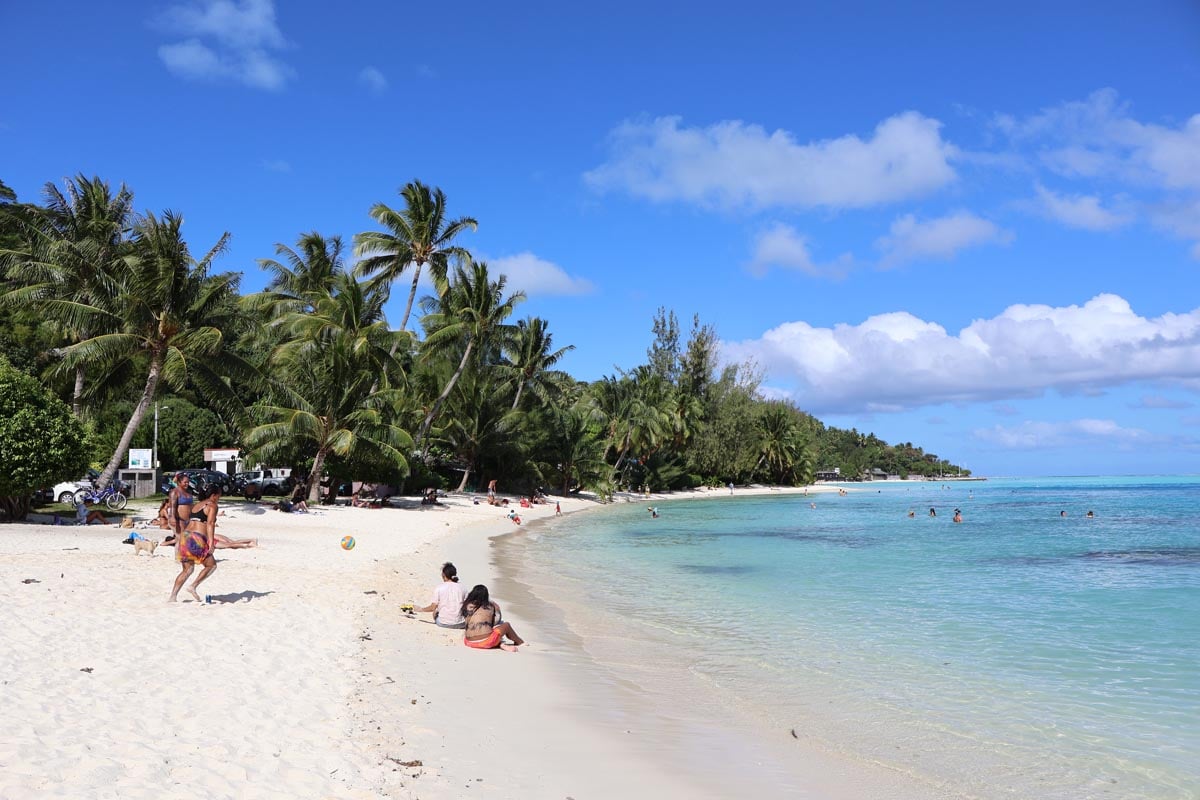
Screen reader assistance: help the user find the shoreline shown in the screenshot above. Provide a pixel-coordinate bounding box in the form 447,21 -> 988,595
2,484 -> 954,798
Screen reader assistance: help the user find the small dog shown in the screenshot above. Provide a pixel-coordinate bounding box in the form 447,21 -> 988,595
133,537 -> 159,557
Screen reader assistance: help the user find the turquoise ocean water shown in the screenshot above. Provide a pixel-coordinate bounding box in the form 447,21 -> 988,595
496,477 -> 1200,799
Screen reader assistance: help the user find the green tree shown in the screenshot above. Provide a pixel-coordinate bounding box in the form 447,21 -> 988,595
354,180 -> 477,333
0,175 -> 133,414
588,370 -> 670,487
647,306 -> 681,384
538,404 -> 609,496
0,356 -> 90,520
415,260 -> 524,453
434,367 -> 514,492
499,316 -> 574,411
248,232 -> 346,316
754,401 -> 815,484
685,363 -> 761,482
61,211 -> 256,489
244,272 -> 412,502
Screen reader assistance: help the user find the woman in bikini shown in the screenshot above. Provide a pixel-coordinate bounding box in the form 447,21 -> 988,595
461,585 -> 525,652
168,474 -> 218,602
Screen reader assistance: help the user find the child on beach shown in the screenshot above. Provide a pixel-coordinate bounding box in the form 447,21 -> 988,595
415,562 -> 467,629
461,585 -> 525,652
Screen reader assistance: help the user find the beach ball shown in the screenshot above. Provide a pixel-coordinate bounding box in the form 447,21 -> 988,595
341,535 -> 356,550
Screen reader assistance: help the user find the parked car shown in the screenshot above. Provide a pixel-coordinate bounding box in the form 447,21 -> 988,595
37,469 -> 128,504
159,469 -> 234,497
231,468 -> 293,495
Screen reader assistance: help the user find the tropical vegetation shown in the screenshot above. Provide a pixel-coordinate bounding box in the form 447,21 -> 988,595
0,174 -> 968,519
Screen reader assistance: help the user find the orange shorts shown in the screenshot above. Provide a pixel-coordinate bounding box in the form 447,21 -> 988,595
464,629 -> 502,649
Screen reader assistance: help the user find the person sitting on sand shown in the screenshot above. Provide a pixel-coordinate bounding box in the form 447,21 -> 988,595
168,474 -> 217,603
289,482 -> 310,513
461,585 -> 525,651
415,562 -> 467,629
506,509 -> 521,525
75,498 -> 109,525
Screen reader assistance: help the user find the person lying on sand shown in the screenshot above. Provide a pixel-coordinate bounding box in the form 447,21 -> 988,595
461,585 -> 525,652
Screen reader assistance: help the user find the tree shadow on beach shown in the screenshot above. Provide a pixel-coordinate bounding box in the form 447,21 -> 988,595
209,590 -> 274,603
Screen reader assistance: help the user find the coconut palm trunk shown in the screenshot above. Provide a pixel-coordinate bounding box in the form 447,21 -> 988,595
397,262 -> 423,333
456,465 -> 472,493
608,434 -> 632,485
307,447 -> 328,504
97,353 -> 162,489
417,339 -> 474,455
72,365 -> 85,417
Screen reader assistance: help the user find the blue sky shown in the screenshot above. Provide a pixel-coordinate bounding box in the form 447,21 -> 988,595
3,0 -> 1200,476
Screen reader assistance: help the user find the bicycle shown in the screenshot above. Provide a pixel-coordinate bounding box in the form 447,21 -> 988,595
73,483 -> 128,511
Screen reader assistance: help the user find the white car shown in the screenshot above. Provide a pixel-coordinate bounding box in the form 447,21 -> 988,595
51,478 -> 92,503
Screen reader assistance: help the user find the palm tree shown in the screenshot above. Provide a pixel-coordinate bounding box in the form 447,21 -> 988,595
353,180 -> 477,333
415,260 -> 524,454
248,231 -> 346,316
499,316 -> 574,410
63,211 -> 257,489
434,367 -> 515,492
754,402 -> 815,484
588,371 -> 670,486
245,272 -> 412,502
0,175 -> 133,414
539,404 -> 609,496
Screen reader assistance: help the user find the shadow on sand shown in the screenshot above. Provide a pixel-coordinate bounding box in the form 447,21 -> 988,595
209,590 -> 275,604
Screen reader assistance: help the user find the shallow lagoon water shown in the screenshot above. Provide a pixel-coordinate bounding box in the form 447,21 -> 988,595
497,477 -> 1200,799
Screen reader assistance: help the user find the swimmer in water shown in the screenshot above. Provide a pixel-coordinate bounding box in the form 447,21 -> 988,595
953,509 -> 962,523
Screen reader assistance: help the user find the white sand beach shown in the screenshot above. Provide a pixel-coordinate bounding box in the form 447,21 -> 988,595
1,486 -> 957,799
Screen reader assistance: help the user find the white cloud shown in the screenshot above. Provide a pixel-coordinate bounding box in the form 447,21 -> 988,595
1151,198 -> 1200,259
1034,184 -> 1133,231
489,252 -> 594,297
720,293 -> 1200,413
972,419 -> 1155,449
359,66 -> 388,93
998,89 -> 1200,191
876,211 -> 1013,267
584,111 -> 957,210
1131,394 -> 1193,410
156,0 -> 292,90
747,223 -> 851,278
158,39 -> 224,80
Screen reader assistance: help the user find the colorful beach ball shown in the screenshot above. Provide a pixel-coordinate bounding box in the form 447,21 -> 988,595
341,535 -> 356,550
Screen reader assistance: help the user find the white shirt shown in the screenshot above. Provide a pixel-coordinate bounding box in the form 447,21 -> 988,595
430,580 -> 467,626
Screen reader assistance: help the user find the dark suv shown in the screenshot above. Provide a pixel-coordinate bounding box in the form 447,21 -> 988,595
160,469 -> 234,497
